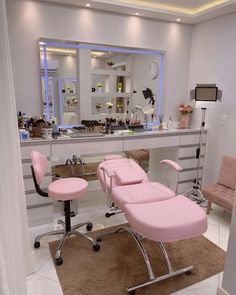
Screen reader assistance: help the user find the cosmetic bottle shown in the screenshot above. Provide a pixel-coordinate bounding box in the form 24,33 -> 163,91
167,115 -> 173,130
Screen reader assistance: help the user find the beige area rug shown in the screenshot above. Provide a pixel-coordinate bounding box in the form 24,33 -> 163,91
49,226 -> 225,295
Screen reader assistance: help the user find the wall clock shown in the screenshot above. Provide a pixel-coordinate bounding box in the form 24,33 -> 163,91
148,61 -> 159,79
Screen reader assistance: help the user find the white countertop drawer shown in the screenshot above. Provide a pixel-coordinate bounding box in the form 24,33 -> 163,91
178,158 -> 204,169
178,146 -> 206,158
123,135 -> 180,151
24,176 -> 52,192
22,161 -> 51,177
179,169 -> 203,182
180,134 -> 207,146
52,140 -> 124,158
177,182 -> 193,194
21,144 -> 51,160
26,192 -> 52,207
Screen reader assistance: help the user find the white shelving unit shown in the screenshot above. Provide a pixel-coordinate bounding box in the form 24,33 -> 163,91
91,68 -> 133,115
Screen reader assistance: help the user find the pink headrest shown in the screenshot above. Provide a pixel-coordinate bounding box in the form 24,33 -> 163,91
104,155 -> 124,161
31,151 -> 48,185
218,155 -> 236,190
114,167 -> 143,185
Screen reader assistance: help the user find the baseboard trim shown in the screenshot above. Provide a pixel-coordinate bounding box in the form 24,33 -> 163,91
217,287 -> 230,295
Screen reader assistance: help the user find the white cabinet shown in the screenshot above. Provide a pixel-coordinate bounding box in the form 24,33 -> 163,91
21,141 -> 53,226
177,131 -> 207,193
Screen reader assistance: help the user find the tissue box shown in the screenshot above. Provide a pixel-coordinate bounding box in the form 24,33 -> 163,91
19,130 -> 29,140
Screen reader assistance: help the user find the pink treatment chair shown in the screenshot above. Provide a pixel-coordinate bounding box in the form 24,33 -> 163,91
97,156 -> 182,218
96,155 -> 207,294
31,151 -> 100,265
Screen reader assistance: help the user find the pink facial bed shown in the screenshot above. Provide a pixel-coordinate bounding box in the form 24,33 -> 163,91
97,155 -> 207,294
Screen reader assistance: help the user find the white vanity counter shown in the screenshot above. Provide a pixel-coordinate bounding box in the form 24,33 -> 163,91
20,128 -> 207,226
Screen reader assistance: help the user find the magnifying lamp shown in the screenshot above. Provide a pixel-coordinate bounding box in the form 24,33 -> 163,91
131,105 -> 155,131
142,88 -> 155,105
142,105 -> 155,115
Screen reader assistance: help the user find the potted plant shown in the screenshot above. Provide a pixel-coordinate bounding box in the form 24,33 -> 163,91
96,102 -> 102,113
106,102 -> 113,114
117,82 -> 122,93
106,60 -> 114,69
96,82 -> 103,92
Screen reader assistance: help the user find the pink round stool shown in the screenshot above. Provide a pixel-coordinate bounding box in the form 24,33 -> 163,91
31,151 -> 100,265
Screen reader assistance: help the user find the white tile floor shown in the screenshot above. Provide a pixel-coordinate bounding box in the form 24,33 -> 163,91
27,199 -> 231,295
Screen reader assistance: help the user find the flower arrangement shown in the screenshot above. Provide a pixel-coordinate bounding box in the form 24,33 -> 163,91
179,103 -> 193,115
106,102 -> 113,109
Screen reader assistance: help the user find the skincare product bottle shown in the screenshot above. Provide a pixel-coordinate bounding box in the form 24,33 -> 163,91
18,111 -> 23,128
167,115 -> 173,130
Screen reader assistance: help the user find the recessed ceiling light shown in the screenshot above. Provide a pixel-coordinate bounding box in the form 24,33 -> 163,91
86,3 -> 90,7
135,12 -> 140,16
176,18 -> 181,22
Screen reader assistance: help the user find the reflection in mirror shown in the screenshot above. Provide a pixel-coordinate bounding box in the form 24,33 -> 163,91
51,149 -> 150,184
39,39 -> 164,128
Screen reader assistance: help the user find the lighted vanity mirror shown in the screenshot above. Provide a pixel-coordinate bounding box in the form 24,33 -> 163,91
39,39 -> 164,127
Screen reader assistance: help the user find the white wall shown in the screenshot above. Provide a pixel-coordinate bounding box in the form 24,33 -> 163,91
189,12 -> 236,185
47,54 -> 76,78
6,0 -> 192,120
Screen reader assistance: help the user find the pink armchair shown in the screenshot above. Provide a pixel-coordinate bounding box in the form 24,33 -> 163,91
202,155 -> 236,214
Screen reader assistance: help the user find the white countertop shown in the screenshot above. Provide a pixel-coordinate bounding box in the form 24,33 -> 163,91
20,127 -> 206,146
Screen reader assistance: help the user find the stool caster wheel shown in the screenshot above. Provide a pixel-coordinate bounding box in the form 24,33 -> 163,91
186,270 -> 192,275
55,257 -> 63,266
128,291 -> 135,295
34,241 -> 40,249
86,223 -> 93,231
105,213 -> 115,218
93,244 -> 100,252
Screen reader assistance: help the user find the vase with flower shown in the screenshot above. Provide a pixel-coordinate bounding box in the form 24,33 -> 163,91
117,82 -> 122,93
106,102 -> 113,114
117,103 -> 123,113
179,103 -> 193,128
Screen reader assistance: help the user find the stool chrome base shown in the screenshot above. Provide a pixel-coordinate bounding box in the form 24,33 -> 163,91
54,228 -> 100,265
34,201 -> 100,265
